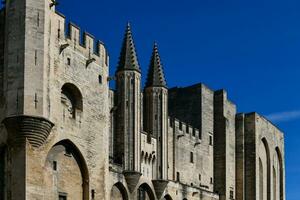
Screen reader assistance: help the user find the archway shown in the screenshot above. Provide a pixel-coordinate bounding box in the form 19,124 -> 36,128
273,166 -> 277,200
137,183 -> 155,200
110,182 -> 128,200
163,194 -> 173,200
261,138 -> 270,200
275,147 -> 283,200
45,140 -> 89,200
61,83 -> 83,119
259,158 -> 264,200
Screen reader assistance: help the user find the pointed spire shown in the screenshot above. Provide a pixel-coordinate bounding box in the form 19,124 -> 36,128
145,42 -> 167,88
117,23 -> 141,72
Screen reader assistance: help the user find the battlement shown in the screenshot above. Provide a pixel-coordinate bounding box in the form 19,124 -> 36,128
54,11 -> 108,67
168,117 -> 201,140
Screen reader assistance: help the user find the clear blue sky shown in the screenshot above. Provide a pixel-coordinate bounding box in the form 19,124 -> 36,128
3,0 -> 300,198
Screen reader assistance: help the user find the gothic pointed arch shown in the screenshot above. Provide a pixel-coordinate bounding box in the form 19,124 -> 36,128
261,138 -> 271,200
273,165 -> 277,200
275,147 -> 284,200
45,139 -> 89,200
110,182 -> 129,200
259,158 -> 264,200
137,183 -> 155,200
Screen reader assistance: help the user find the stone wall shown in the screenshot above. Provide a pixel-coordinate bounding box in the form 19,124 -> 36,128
1,1 -> 110,199
236,113 -> 245,200
214,90 -> 236,200
168,118 -> 214,192
169,83 -> 205,130
243,113 -> 285,200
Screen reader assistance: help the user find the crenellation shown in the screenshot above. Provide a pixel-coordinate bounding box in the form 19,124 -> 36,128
52,11 -> 108,67
169,118 -> 200,139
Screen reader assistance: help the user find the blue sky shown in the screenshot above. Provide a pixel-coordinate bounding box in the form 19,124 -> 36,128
2,0 -> 300,198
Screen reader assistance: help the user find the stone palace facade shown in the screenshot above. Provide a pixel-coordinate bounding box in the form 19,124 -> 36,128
0,0 -> 285,200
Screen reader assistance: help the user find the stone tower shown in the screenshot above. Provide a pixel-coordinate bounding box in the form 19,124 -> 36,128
144,43 -> 168,180
1,0 -> 54,199
114,23 -> 141,172
214,90 -> 237,200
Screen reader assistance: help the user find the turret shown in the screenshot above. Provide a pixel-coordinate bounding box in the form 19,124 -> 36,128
1,0 -> 54,199
114,23 -> 141,172
144,43 -> 168,180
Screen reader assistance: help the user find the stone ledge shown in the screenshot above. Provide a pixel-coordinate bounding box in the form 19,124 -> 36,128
152,179 -> 169,199
123,170 -> 142,193
3,115 -> 54,148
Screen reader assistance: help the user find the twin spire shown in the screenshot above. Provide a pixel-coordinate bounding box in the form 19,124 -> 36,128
117,23 -> 141,72
145,43 -> 167,88
117,23 -> 167,88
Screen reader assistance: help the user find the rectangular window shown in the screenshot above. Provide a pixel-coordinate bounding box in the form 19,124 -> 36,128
59,192 -> 67,200
34,50 -> 37,65
98,75 -> 102,84
64,148 -> 72,157
190,152 -> 194,163
37,12 -> 40,27
179,122 -> 182,130
210,177 -> 213,184
91,189 -> 95,199
230,190 -> 234,199
67,57 -> 71,65
209,135 -> 213,146
199,174 -> 201,181
58,20 -> 61,39
53,161 -> 57,171
176,172 -> 180,182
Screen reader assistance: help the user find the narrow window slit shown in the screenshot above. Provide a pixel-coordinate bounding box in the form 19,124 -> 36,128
34,50 -> 37,66
37,12 -> 40,27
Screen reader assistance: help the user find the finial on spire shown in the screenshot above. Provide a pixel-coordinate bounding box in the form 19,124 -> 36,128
116,23 -> 140,73
145,42 -> 167,88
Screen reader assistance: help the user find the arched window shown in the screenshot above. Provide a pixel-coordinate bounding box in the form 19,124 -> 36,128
261,138 -> 271,200
259,158 -> 264,200
273,166 -> 277,200
61,83 -> 83,119
275,147 -> 284,200
152,156 -> 156,179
